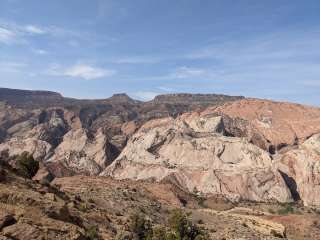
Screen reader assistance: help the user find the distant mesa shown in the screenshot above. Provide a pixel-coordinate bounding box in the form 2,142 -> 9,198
0,87 -> 63,99
152,93 -> 244,104
0,87 -> 244,109
0,88 -> 64,108
107,93 -> 140,104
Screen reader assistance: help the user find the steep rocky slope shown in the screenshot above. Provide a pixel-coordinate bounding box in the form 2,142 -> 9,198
1,88 -> 320,239
277,133 -> 320,207
1,88 -> 320,208
1,159 -> 320,239
209,98 -> 320,152
101,114 -> 292,203
101,98 -> 320,207
0,88 -> 243,176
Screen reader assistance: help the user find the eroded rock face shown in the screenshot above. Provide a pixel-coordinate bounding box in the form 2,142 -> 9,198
0,89 -> 243,178
32,164 -> 55,184
0,108 -> 71,161
102,115 -> 292,203
47,128 -> 119,176
0,108 -> 120,176
1,88 -> 320,208
208,98 -> 320,152
278,134 -> 320,207
0,137 -> 52,161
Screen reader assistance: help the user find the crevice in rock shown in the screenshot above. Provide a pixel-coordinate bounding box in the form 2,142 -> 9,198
278,170 -> 300,201
105,142 -> 121,166
0,214 -> 17,230
268,145 -> 276,155
147,134 -> 169,157
277,143 -> 288,152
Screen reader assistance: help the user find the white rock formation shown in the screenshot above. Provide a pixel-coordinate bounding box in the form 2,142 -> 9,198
278,133 -> 320,207
101,115 -> 292,203
47,128 -> 117,175
0,137 -> 52,160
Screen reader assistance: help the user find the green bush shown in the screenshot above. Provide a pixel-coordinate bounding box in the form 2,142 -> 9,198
129,212 -> 152,240
85,225 -> 99,240
146,226 -> 167,240
15,152 -> 39,178
268,208 -> 276,214
129,209 -> 208,240
130,210 -> 209,240
167,209 -> 205,240
277,204 -> 294,215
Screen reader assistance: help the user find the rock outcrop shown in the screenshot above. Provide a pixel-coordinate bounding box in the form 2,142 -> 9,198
277,133 -> 320,207
209,98 -> 320,152
102,114 -> 292,203
47,128 -> 119,176
0,88 -> 243,177
2,87 -> 320,208
201,208 -> 287,238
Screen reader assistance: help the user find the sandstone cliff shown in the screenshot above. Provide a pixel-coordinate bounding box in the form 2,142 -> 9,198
209,98 -> 320,152
101,115 -> 292,203
1,88 -> 320,208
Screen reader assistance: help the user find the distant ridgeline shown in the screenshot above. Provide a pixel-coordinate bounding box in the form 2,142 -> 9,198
0,87 -> 244,111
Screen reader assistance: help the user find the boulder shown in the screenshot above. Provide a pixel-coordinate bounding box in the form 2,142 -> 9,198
32,166 -> 54,184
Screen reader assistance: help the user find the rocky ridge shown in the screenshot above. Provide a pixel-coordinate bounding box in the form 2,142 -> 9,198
101,114 -> 292,203
1,88 -> 320,239
0,88 -> 244,176
1,88 -> 320,209
1,163 -> 320,239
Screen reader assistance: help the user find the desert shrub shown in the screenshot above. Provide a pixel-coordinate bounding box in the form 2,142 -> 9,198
197,197 -> 206,208
192,187 -> 206,208
268,208 -> 276,214
197,219 -> 204,225
146,226 -> 167,240
85,225 -> 99,240
0,149 -> 9,164
116,231 -> 132,240
78,202 -> 89,212
167,209 -> 205,240
277,203 -> 294,215
129,209 -> 208,240
194,235 -> 207,240
129,212 -> 152,240
15,152 -> 39,178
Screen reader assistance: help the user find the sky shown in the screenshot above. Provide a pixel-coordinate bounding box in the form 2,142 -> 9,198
0,0 -> 319,105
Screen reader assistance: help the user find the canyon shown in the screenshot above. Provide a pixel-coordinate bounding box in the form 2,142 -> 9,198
0,87 -> 320,239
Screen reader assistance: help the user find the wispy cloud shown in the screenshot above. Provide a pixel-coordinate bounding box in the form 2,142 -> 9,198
48,63 -> 116,80
128,66 -> 216,82
24,25 -> 46,35
183,29 -> 320,87
0,19 -> 87,45
0,61 -> 27,73
187,29 -> 320,65
0,27 -> 16,44
0,21 -> 47,44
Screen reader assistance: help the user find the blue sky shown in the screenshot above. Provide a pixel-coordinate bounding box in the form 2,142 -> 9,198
0,0 -> 319,105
